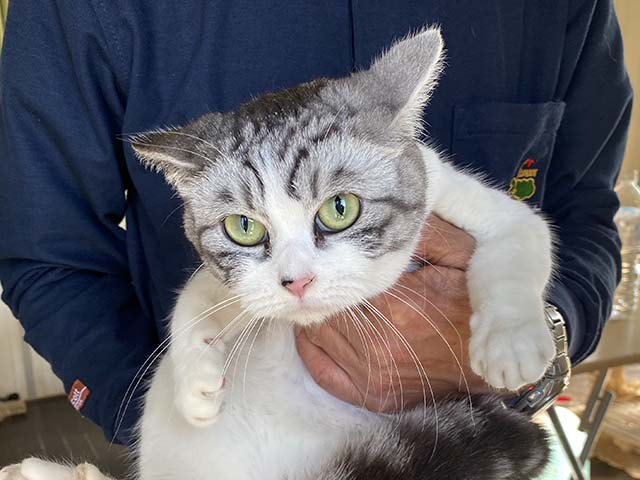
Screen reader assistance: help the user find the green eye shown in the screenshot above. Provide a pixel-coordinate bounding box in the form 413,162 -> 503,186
224,215 -> 267,246
316,193 -> 360,232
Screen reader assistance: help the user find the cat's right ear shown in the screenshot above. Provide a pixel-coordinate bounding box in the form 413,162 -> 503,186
353,27 -> 444,138
129,126 -> 213,190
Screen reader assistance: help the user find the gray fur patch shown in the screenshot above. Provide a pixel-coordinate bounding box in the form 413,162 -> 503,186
306,396 -> 550,480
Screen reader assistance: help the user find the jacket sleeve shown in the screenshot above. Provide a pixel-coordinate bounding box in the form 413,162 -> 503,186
545,0 -> 633,363
0,0 -> 156,444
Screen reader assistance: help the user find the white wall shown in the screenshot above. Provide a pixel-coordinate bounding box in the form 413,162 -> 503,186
616,0 -> 640,175
0,289 -> 64,400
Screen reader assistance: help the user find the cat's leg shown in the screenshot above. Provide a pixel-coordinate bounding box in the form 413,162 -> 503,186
0,460 -> 111,480
425,147 -> 555,390
169,269 -> 241,427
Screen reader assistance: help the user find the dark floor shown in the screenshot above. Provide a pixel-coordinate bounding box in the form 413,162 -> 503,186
0,396 -> 634,479
592,461 -> 635,480
0,396 -> 130,478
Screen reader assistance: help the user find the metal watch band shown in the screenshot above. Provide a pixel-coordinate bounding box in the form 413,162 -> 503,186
507,303 -> 572,416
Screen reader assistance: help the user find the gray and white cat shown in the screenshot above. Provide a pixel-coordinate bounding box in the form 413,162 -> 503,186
1,28 -> 555,480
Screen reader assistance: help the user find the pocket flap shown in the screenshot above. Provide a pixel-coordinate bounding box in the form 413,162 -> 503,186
454,102 -> 566,138
451,101 -> 566,206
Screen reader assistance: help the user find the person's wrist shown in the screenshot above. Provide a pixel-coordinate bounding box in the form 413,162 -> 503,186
507,303 -> 571,416
545,303 -> 569,358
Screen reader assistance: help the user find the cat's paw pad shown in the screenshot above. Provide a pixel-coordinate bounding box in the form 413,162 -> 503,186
175,355 -> 226,427
469,313 -> 555,391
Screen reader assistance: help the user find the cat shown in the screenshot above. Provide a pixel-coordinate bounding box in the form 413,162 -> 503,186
1,27 -> 556,480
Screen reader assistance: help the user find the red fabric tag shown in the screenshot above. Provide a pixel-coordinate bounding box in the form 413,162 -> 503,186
68,379 -> 90,411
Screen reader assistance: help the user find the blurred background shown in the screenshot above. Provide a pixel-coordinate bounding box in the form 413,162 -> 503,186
617,1 -> 640,177
0,1 -> 639,479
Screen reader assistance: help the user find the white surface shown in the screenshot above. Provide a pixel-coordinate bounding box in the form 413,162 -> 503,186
537,407 -> 590,480
0,289 -> 64,400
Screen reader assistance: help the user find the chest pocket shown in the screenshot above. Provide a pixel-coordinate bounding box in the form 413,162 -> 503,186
451,102 -> 565,207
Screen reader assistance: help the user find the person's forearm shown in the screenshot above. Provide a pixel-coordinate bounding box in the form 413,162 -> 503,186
546,202 -> 624,363
0,260 -> 158,444
545,94 -> 632,362
542,0 -> 633,362
0,0 -> 152,443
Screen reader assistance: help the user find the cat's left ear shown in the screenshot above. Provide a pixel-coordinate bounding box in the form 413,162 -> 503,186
130,120 -> 218,191
360,27 -> 444,137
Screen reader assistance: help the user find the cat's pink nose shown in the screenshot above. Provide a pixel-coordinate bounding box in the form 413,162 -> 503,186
281,275 -> 315,299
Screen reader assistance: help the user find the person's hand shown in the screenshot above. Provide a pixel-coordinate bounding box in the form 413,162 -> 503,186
295,215 -> 490,412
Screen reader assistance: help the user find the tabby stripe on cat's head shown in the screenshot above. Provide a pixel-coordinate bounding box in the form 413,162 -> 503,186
287,147 -> 309,198
368,196 -> 422,213
243,159 -> 265,199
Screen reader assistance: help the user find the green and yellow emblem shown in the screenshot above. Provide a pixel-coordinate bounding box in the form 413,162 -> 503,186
509,158 -> 538,201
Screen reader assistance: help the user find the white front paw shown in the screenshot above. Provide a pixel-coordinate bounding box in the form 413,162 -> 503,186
0,459 -> 68,480
174,347 -> 226,427
0,465 -> 25,480
469,310 -> 555,391
0,459 -> 104,480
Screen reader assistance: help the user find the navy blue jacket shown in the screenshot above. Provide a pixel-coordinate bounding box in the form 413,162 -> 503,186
0,0 -> 633,444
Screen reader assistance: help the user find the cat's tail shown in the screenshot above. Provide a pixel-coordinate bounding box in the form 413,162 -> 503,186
312,395 -> 550,480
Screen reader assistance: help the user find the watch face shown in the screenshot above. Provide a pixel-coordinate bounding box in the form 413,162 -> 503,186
508,371 -> 568,416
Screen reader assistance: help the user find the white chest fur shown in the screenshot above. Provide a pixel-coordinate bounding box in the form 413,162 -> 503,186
138,320 -> 375,480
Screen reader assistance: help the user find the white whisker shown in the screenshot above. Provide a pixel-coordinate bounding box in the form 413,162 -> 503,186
344,307 -> 373,408
394,283 -> 467,390
410,253 -> 444,275
187,263 -> 206,283
352,305 -> 403,413
111,294 -> 241,443
322,104 -> 346,141
361,299 -> 438,460
349,306 -> 387,409
242,318 -> 267,406
175,308 -> 251,381
386,287 -> 474,424
222,316 -> 260,381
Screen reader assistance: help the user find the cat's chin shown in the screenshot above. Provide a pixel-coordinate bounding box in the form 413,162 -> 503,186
284,310 -> 333,326
279,304 -> 348,326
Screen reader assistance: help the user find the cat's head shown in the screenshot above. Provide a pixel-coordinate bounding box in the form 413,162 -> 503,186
132,28 -> 443,325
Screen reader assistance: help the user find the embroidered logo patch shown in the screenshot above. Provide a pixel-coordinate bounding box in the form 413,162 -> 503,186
68,379 -> 90,411
509,158 -> 538,201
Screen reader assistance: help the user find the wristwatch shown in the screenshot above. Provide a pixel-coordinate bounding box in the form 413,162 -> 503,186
506,303 -> 572,416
